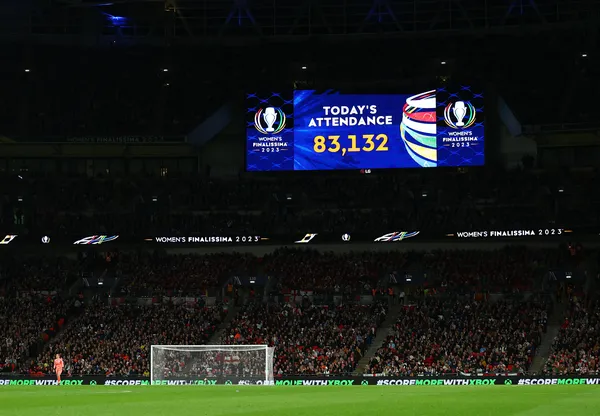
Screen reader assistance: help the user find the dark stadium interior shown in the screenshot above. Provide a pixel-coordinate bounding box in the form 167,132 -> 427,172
1,2 -> 600,412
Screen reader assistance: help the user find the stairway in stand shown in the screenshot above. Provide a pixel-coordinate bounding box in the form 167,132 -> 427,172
529,301 -> 568,374
353,302 -> 404,376
207,304 -> 241,345
40,305 -> 85,353
26,294 -> 85,361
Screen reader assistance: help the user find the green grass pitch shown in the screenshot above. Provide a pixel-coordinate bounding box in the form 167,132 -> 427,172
2,386 -> 599,416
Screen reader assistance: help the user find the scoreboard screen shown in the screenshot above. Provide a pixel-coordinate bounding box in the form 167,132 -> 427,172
246,87 -> 484,171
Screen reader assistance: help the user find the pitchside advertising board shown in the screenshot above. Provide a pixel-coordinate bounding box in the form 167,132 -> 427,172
2,376 -> 600,387
246,87 -> 485,171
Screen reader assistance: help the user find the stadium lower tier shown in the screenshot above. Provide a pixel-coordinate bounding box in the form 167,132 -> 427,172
30,304 -> 224,377
0,294 -> 71,372
8,296 -> 593,378
220,303 -> 387,376
366,299 -> 548,376
543,298 -> 600,375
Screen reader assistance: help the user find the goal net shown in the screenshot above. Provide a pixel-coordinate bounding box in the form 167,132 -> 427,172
150,345 -> 274,385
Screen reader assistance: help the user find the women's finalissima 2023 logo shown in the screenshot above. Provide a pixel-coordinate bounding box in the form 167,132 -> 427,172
443,101 -> 476,129
400,90 -> 438,167
254,107 -> 287,135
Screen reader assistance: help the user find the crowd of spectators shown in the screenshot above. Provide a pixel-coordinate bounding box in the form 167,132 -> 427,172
544,298 -> 600,375
0,255 -> 83,372
366,299 -> 548,376
0,256 -> 80,295
33,303 -> 224,377
222,302 -> 388,375
264,249 -> 407,294
112,252 -> 257,297
0,247 -> 570,301
0,294 -> 71,373
418,248 -> 564,293
0,246 -> 585,377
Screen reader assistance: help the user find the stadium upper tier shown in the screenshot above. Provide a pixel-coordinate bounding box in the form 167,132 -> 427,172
1,169 -> 597,237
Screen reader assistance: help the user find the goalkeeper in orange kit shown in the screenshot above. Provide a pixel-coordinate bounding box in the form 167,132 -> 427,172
53,354 -> 64,384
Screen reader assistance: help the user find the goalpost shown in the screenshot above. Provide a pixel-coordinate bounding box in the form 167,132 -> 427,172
150,345 -> 274,385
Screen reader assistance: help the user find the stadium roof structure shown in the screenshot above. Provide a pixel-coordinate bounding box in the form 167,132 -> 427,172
1,0 -> 599,128
1,0 -> 600,46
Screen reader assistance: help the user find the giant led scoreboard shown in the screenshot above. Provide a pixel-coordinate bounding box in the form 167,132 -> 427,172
246,86 -> 484,171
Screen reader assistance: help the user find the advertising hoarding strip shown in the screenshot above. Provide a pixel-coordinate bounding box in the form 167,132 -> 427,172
1,376 -> 599,386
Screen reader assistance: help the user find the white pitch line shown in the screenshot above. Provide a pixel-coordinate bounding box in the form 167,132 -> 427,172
89,390 -> 133,394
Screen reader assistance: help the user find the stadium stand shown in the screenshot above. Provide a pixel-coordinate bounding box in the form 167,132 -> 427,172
418,247 -> 562,293
113,252 -> 257,297
34,303 -> 224,376
222,302 -> 388,375
263,249 -> 407,294
0,295 -> 71,373
0,245 -> 579,376
0,256 -> 83,373
366,298 -> 549,376
544,298 -> 600,375
0,256 -> 79,294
